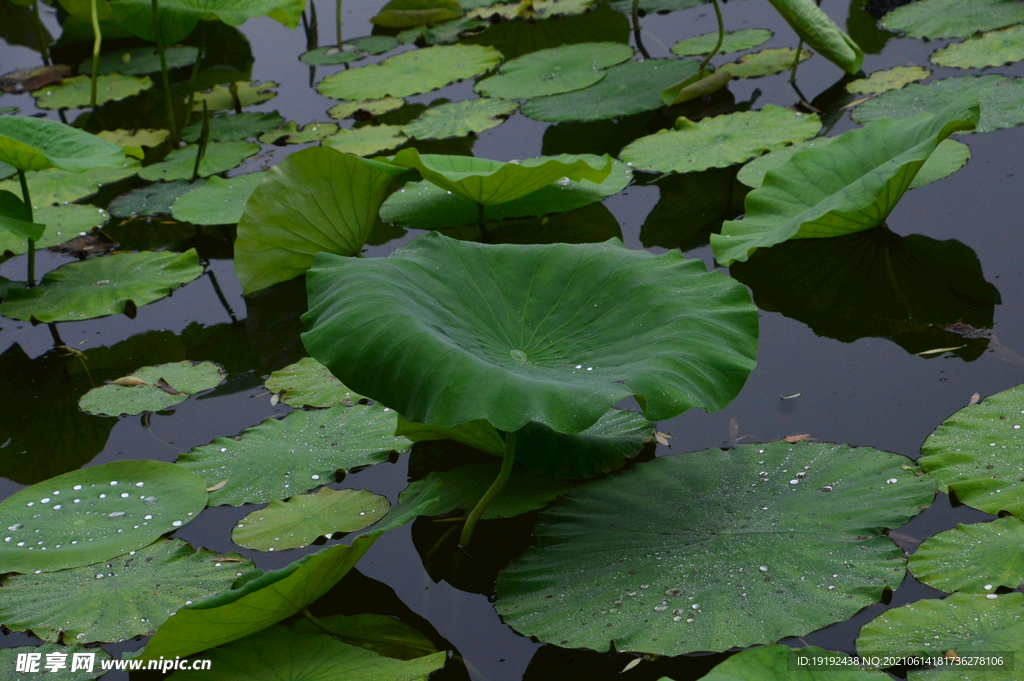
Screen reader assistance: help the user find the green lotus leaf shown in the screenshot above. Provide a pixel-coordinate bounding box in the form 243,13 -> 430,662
300,36 -> 400,65
0,189 -> 42,241
78,360 -> 226,416
232,487 -> 390,551
302,232 -> 758,434
475,42 -> 633,99
106,0 -> 198,43
621,106 -> 820,175
0,115 -> 125,173
395,416 -> 505,455
723,47 -> 810,79
171,173 -> 264,225
607,0 -> 701,13
110,0 -> 303,34
181,111 -> 285,142
80,46 -> 199,75
0,539 -> 252,643
0,204 -> 109,257
919,382 -> 1024,516
234,146 -> 406,294
881,0 -> 1024,39
766,0 -> 863,73
322,125 -> 408,156
521,58 -> 701,122
138,141 -> 259,182
712,102 -> 978,266
192,81 -> 278,112
0,158 -> 139,206
258,122 -> 339,145
140,536 -> 377,660
400,98 -> 518,140
292,613 -> 438,660
847,66 -> 931,95
317,44 -> 502,100
108,180 -> 195,218
328,98 -> 405,120
0,249 -> 204,323
0,459 -> 208,574
496,441 -> 935,655
671,29 -> 774,56
372,0 -> 462,28
910,517 -> 1024,594
660,68 -> 733,106
264,357 -> 366,408
931,25 -> 1024,69
176,404 -> 412,506
852,75 -> 1024,134
33,74 -> 152,110
698,646 -> 890,681
0,645 -> 111,680
855,593 -> 1024,680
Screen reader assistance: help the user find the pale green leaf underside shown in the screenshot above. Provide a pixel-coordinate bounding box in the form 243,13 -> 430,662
765,0 -> 863,73
400,98 -> 518,139
138,142 -> 259,182
475,42 -> 633,99
847,66 -> 932,95
931,25 -> 1024,69
264,357 -> 366,408
909,516 -> 1024,593
881,0 -> 1024,39
171,173 -> 264,225
78,360 -> 226,416
671,29 -> 773,56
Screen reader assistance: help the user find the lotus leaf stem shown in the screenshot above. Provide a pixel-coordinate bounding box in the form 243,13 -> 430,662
631,0 -> 650,59
151,0 -> 178,141
698,0 -> 725,77
183,22 -> 207,127
89,0 -> 102,110
459,431 -> 516,547
335,0 -> 343,47
17,170 -> 36,288
191,101 -> 210,183
789,38 -> 803,83
33,0 -> 51,66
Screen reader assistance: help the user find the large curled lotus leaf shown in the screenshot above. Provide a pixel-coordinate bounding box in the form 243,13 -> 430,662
109,181 -> 194,219
0,115 -> 125,173
395,416 -> 505,455
316,44 -> 502,100
0,645 -> 111,680
0,460 -> 208,574
138,141 -> 259,182
379,154 -> 631,230
881,0 -> 1024,39
620,106 -> 821,175
321,125 -> 407,157
371,0 -> 462,29
495,441 -> 935,655
671,29 -> 773,56
847,66 -> 932,95
852,76 -> 1024,134
0,204 -> 109,257
521,58 -> 701,123
234,146 -> 406,295
855,593 -> 1024,681
919,383 -> 1024,516
475,42 -> 633,99
301,232 -> 758,435
292,613 -> 438,660
264,357 -> 365,408
181,112 -> 285,143
0,249 -> 204,323
176,403 -> 412,506
106,0 -> 198,43
110,0 -> 304,33
765,0 -> 863,73
0,159 -> 139,206
0,539 -> 252,644
81,45 -> 198,75
140,536 -> 377,660
78,360 -> 226,416
164,619 -> 446,681
931,25 -> 1024,69
192,81 -> 279,113
32,74 -> 153,110
909,517 -> 1024,594
722,48 -> 810,79
697,646 -> 890,681
387,148 -> 613,206
231,487 -> 390,551
400,98 -> 518,140
171,173 -> 264,225
711,102 -> 979,267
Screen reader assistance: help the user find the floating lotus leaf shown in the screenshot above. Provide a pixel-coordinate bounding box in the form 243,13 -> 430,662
78,360 -> 226,416
0,539 -> 252,643
671,29 -> 774,56
317,44 -> 502,100
852,75 -> 1024,134
0,459 -> 208,574
328,98 -> 405,120
192,81 -> 278,112
931,25 -> 1024,69
766,0 -> 863,73
0,645 -> 111,680
138,141 -> 259,182
400,98 -> 517,139
0,159 -> 139,206
909,517 -> 1024,594
169,173 -> 263,225
496,441 -> 935,655
232,487 -> 390,551
176,404 -> 412,506
372,0 -> 462,28
302,232 -> 758,434
881,0 -> 1024,39
521,58 -> 701,122
0,249 -> 204,323
258,122 -> 339,145
847,66 -> 931,95
321,125 -> 407,156
712,103 -> 978,266
0,115 -> 125,172
181,112 -> 285,142
919,382 -> 1024,516
32,74 -> 152,110
475,42 -> 633,99
81,46 -> 199,75
293,613 -> 437,660
98,128 -> 171,148
0,204 -> 109,256
234,146 -> 405,294
698,646 -> 890,681
141,537 -> 376,660
264,357 -> 365,408
856,593 -> 1024,680
723,48 -> 810,79
621,106 -> 821,175
300,36 -> 399,65
108,180 -> 194,218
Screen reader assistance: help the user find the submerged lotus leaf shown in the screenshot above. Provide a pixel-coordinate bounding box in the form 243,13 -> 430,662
699,646 -> 890,681
181,112 -> 285,142
33,74 -> 152,110
264,357 -> 365,408
0,159 -> 139,206
78,360 -> 226,416
400,98 -> 518,139
258,122 -> 339,145
856,593 -> 1024,680
847,66 -> 931,95
317,44 -> 502,100
0,204 -> 110,256
81,46 -> 198,75
176,404 -> 412,506
302,232 -> 758,434
765,0 -> 863,73
327,98 -> 405,120
881,0 -> 1024,39
0,249 -> 204,323
712,103 -> 978,266
108,180 -> 194,218
292,613 -> 437,660
171,173 -> 264,225
475,42 -> 633,99
300,36 -> 399,65
141,537 -> 377,660
909,517 -> 1024,593
521,58 -> 701,122
0,539 -> 251,643
232,487 -> 390,551
919,383 -> 1024,516
321,125 -> 407,156
931,25 -> 1024,69
192,81 -> 278,112
853,76 -> 1024,134
372,0 -> 462,28
0,645 -> 111,680
723,48 -> 810,79
0,115 -> 125,173
620,105 -> 821,175
138,142 -> 259,182
234,146 -> 406,294
0,459 -> 208,574
496,441 -> 934,655
671,29 -> 774,56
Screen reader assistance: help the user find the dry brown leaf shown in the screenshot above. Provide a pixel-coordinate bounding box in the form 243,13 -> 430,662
110,376 -> 148,387
621,658 -> 641,673
155,378 -> 184,395
206,479 -> 229,492
654,431 -> 672,446
783,433 -> 814,443
0,65 -> 73,93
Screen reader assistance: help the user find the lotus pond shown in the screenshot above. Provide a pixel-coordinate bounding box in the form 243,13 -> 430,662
1,0 -> 1023,679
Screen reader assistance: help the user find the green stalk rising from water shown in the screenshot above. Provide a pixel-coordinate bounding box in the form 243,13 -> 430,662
459,432 -> 516,547
151,0 -> 178,141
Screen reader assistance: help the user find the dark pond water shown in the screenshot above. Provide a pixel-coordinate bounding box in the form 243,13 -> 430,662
1,0 -> 1023,679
